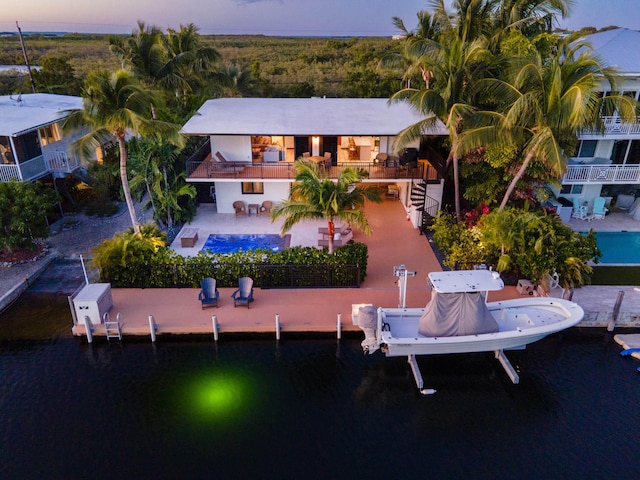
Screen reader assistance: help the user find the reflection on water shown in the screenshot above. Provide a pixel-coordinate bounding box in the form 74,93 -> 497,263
1,331 -> 640,479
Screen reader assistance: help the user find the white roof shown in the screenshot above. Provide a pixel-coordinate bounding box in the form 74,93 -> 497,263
0,93 -> 82,136
583,28 -> 640,75
428,270 -> 504,293
182,97 -> 447,136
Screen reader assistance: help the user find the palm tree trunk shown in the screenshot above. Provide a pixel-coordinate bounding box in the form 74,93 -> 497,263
327,220 -> 335,254
452,153 -> 461,221
498,136 -> 543,211
118,137 -> 140,234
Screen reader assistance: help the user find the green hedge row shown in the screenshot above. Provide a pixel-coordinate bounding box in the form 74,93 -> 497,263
97,242 -> 368,288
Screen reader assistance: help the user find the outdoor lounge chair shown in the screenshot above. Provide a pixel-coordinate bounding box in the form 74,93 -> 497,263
231,277 -> 254,308
259,201 -> 272,216
233,201 -> 247,216
199,278 -> 220,309
593,197 -> 608,219
571,198 -> 589,220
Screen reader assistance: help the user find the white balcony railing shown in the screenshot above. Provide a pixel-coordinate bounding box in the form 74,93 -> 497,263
44,150 -> 79,174
582,116 -> 640,136
563,164 -> 640,184
0,164 -> 21,182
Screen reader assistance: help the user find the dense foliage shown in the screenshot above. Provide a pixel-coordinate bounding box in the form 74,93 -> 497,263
0,181 -> 56,250
0,33 -> 401,99
430,207 -> 600,289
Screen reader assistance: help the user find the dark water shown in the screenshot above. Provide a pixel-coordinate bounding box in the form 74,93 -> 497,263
1,328 -> 639,480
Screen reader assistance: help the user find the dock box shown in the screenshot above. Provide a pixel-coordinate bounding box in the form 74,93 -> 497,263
516,279 -> 534,295
73,283 -> 113,325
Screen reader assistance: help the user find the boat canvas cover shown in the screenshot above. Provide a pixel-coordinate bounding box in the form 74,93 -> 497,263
418,291 -> 499,337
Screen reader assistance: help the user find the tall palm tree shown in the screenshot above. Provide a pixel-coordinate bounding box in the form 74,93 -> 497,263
471,38 -> 637,210
391,34 -> 490,220
63,70 -> 181,234
270,160 -> 383,254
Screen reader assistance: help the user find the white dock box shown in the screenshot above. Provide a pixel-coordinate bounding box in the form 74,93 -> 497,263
73,283 -> 113,325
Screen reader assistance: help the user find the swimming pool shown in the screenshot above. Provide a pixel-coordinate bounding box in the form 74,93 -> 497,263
595,231 -> 640,264
202,233 -> 290,254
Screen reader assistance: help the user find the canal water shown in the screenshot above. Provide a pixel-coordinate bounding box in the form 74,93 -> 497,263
1,294 -> 639,480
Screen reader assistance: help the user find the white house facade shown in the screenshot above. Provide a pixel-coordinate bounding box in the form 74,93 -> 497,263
181,97 -> 449,228
558,28 -> 640,212
0,93 -> 88,183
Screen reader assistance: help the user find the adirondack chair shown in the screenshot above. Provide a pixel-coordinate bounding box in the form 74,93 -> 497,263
199,278 -> 220,309
231,277 -> 254,308
593,197 -> 608,219
571,198 -> 589,220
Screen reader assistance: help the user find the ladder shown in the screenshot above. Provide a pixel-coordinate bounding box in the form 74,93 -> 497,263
103,312 -> 122,341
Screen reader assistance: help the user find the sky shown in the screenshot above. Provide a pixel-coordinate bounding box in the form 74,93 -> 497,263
2,0 -> 640,36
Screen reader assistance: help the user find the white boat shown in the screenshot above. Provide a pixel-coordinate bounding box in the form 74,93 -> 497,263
356,269 -> 584,393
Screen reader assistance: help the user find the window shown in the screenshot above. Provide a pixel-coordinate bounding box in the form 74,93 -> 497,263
577,140 -> 597,157
610,140 -> 629,164
241,182 -> 264,194
0,136 -> 15,164
626,140 -> 640,165
560,184 -> 583,195
38,124 -> 61,146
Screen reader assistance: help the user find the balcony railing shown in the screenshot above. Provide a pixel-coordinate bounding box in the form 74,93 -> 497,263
563,164 -> 640,184
187,159 -> 440,182
0,164 -> 21,182
44,150 -> 80,174
582,116 -> 640,136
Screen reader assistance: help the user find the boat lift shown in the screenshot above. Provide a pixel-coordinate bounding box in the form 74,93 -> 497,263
394,264 -> 416,308
391,268 -> 520,395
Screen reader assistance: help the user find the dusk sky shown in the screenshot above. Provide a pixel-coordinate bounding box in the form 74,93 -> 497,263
2,0 -> 640,36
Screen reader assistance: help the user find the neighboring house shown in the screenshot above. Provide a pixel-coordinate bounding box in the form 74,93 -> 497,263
559,28 -> 640,211
181,97 -> 448,227
0,93 -> 90,183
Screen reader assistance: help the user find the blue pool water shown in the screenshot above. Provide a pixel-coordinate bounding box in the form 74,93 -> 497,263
595,231 -> 640,264
202,233 -> 289,254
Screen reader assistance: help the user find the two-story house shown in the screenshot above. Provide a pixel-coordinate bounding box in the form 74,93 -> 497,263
182,97 -> 448,227
0,93 -> 91,184
559,28 -> 640,213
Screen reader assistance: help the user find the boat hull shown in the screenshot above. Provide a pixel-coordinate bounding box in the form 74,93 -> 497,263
377,297 -> 584,357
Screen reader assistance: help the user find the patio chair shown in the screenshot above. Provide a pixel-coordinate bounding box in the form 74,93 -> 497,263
593,197 -> 608,219
231,277 -> 254,308
259,201 -> 273,216
233,201 -> 247,216
571,198 -> 589,220
199,278 -> 220,309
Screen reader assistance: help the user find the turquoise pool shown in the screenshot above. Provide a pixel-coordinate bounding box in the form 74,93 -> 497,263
202,233 -> 290,254
595,231 -> 640,264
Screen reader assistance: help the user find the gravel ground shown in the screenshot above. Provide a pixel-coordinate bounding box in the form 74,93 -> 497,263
0,201 -> 146,301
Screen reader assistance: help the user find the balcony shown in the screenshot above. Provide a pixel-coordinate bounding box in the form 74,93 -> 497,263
563,164 -> 640,184
44,150 -> 80,176
581,116 -> 640,137
186,158 -> 440,183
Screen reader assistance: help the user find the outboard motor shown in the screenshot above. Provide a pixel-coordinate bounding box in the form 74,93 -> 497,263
357,305 -> 379,354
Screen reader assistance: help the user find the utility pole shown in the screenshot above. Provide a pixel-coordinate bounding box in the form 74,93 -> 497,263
16,21 -> 37,93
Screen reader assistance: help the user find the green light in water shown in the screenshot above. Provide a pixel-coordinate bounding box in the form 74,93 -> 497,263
189,373 -> 251,419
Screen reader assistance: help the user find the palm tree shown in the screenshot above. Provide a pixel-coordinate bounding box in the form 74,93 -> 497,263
270,160 -> 383,254
471,38 -> 637,210
63,70 -> 181,234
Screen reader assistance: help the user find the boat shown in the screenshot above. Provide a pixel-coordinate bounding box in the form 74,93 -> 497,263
356,269 -> 584,393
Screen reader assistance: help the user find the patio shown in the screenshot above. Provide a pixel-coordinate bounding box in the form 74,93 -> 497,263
566,210 -> 640,232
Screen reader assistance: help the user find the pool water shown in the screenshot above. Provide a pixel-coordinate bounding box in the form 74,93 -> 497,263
202,233 -> 290,254
595,231 -> 640,264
